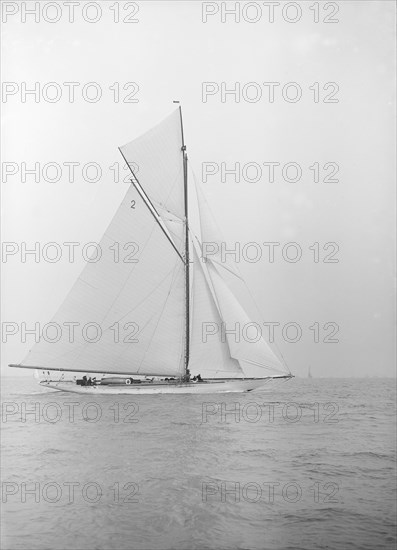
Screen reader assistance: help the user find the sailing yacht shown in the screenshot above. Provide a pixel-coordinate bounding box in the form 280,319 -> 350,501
9,107 -> 293,394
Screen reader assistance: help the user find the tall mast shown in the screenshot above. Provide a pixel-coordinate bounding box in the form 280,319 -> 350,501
179,105 -> 190,375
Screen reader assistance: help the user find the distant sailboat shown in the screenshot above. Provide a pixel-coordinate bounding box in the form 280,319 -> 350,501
10,108 -> 292,394
308,366 -> 313,378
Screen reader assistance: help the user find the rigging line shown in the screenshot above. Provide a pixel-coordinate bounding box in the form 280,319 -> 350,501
190,170 -> 241,279
150,207 -> 184,241
155,206 -> 183,220
191,231 -> 244,281
191,168 -> 241,273
154,204 -> 184,224
191,238 -> 222,323
118,147 -> 184,263
238,359 -> 288,374
188,177 -> 242,283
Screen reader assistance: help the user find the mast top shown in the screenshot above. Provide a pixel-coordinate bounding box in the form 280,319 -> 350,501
178,104 -> 186,149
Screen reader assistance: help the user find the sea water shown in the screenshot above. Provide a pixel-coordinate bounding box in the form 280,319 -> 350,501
1,376 -> 396,550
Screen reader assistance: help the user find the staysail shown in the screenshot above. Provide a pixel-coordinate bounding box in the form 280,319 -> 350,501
188,246 -> 244,379
190,176 -> 288,378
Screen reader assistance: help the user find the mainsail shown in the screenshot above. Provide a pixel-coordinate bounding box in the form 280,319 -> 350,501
19,111 -> 187,377
17,108 -> 289,380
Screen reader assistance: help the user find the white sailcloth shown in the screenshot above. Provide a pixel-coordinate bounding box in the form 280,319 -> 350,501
205,259 -> 287,377
21,129 -> 186,376
191,179 -> 288,378
188,246 -> 243,379
120,109 -> 186,256
19,108 -> 288,380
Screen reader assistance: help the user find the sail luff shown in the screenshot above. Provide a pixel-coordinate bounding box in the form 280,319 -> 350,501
179,106 -> 190,374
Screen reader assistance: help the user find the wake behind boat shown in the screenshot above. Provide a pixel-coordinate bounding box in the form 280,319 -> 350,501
9,106 -> 293,394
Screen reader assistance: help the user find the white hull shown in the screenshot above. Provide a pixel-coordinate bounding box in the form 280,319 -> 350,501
40,377 -> 290,395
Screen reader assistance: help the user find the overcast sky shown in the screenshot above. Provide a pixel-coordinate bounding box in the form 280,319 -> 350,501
2,1 -> 395,377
